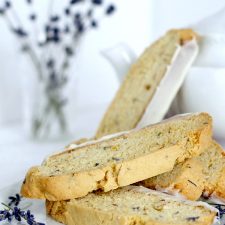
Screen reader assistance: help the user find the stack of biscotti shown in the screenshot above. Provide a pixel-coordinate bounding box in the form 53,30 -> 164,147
20,28 -> 222,225
40,115 -> 223,225
92,28 -> 225,202
21,113 -> 211,200
20,113 -> 219,225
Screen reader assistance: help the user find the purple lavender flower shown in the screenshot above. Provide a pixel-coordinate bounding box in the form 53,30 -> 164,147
214,204 -> 225,219
64,25 -> 70,33
106,4 -> 115,15
65,46 -> 74,56
0,210 -> 12,222
46,58 -> 55,69
50,15 -> 60,22
5,1 -> 11,9
74,12 -> 81,20
8,193 -> 21,206
87,9 -> 93,17
64,7 -> 70,16
13,207 -> 22,221
74,19 -> 84,33
12,28 -> 28,37
0,7 -> 5,15
92,0 -> 103,5
91,20 -> 97,28
29,13 -> 37,21
70,0 -> 83,5
0,202 -> 45,225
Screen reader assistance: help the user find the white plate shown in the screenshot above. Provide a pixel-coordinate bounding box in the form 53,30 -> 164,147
0,182 -> 224,225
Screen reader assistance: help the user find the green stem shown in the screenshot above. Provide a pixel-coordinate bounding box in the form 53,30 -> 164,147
25,46 -> 44,81
209,203 -> 225,207
32,88 -> 67,138
1,202 -> 12,210
59,31 -> 81,80
3,8 -> 43,82
32,100 -> 52,137
1,202 -> 33,224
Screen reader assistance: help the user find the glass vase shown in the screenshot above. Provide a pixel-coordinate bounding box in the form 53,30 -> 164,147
22,68 -> 76,140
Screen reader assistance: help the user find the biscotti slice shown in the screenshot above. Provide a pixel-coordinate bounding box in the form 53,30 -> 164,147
200,142 -> 225,200
96,29 -> 199,138
21,113 -> 212,201
46,186 -> 218,225
140,156 -> 205,201
140,141 -> 225,201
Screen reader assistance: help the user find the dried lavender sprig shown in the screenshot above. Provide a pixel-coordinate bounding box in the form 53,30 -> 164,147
0,0 -> 116,69
1,2 -> 115,77
208,203 -> 225,221
1,202 -> 45,225
59,2 -> 116,79
3,1 -> 29,37
21,45 -> 44,81
8,194 -> 21,207
0,0 -> 116,138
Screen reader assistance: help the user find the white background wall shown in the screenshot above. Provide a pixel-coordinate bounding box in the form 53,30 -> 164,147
1,0 -> 225,126
152,0 -> 225,39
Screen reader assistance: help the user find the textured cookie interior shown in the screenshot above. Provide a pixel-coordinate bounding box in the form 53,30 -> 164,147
199,142 -> 225,195
41,113 -> 211,176
96,29 -> 198,138
67,187 -> 216,224
141,141 -> 225,200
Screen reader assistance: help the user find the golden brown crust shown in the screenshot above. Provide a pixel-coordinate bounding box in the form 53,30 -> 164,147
141,141 -> 225,201
46,200 -> 67,224
203,142 -> 225,198
169,29 -> 200,45
215,167 -> 225,199
21,146 -> 182,201
46,188 -> 216,225
21,113 -> 212,201
65,204 -> 215,225
49,206 -> 216,225
141,158 -> 205,201
172,159 -> 205,201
